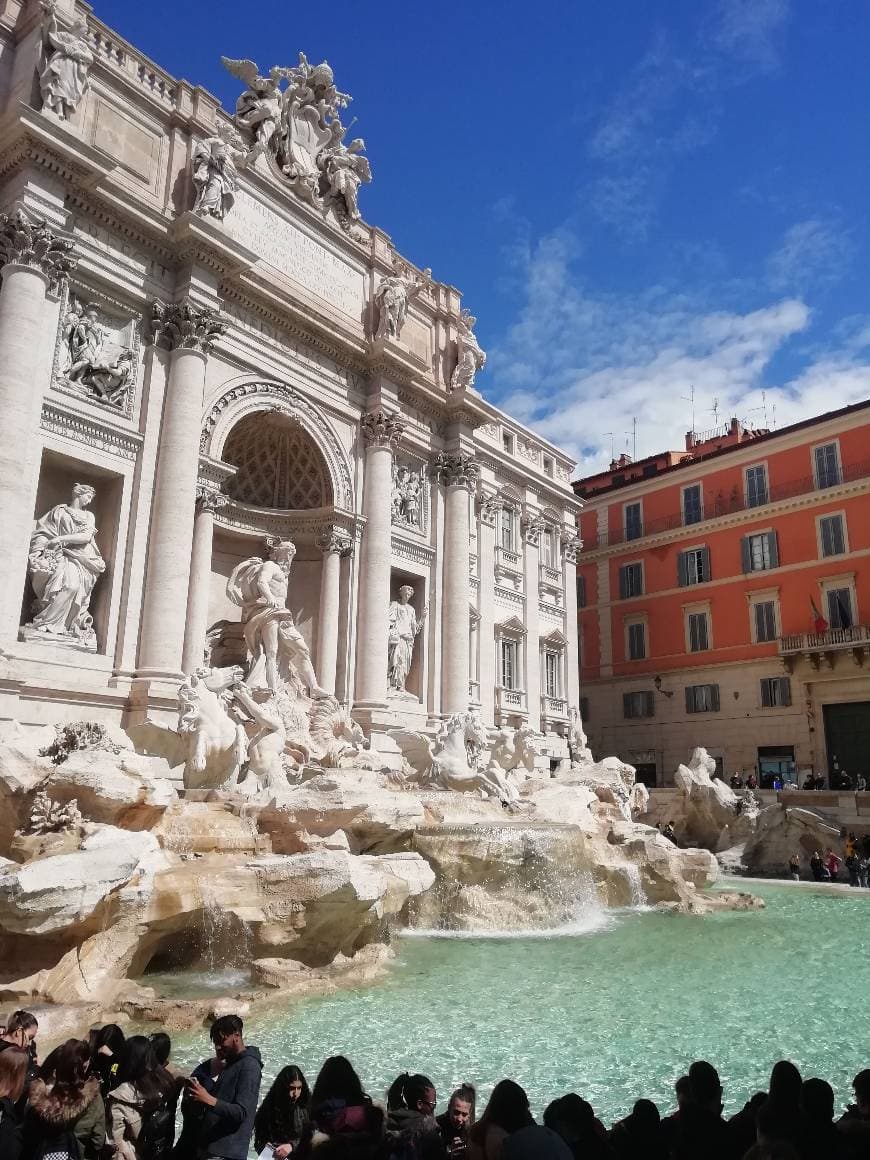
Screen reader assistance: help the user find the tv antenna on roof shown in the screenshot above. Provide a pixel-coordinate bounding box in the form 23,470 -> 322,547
603,432 -> 615,462
682,385 -> 696,437
711,397 -> 720,427
627,416 -> 637,460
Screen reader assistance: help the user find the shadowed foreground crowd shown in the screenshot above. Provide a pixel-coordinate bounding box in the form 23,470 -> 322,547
1,1009 -> 869,1160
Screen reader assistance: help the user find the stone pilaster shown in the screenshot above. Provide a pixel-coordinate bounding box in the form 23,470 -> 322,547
354,410 -> 405,708
522,512 -> 543,730
433,452 -> 480,715
181,489 -> 228,675
476,492 -> 499,726
0,210 -> 76,646
317,526 -> 353,696
138,299 -> 226,678
562,530 -> 582,710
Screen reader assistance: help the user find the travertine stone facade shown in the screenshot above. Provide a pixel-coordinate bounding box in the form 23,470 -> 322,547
0,0 -> 580,757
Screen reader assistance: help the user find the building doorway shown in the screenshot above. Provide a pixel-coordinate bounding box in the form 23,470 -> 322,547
757,745 -> 795,789
633,763 -> 658,788
823,701 -> 870,789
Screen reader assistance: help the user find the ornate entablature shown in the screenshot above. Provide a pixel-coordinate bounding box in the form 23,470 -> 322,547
200,379 -> 354,512
40,400 -> 143,462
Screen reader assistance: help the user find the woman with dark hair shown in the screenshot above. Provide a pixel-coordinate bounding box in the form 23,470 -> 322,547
468,1080 -> 533,1159
0,1011 -> 38,1055
386,1072 -> 440,1149
23,1038 -> 105,1160
148,1033 -> 185,1084
89,1024 -> 126,1097
106,1034 -> 176,1159
254,1065 -> 311,1157
299,1055 -> 383,1152
0,1046 -> 29,1160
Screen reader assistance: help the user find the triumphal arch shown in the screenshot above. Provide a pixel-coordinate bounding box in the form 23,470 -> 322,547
0,0 -> 581,765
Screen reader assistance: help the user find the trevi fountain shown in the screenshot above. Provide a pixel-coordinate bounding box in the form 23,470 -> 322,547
0,0 -> 865,1122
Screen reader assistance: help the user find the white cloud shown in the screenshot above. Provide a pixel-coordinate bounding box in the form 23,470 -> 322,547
711,0 -> 790,73
766,219 -> 851,294
487,226 -> 870,475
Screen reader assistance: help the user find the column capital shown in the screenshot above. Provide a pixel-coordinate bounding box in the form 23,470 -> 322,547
317,525 -> 354,556
150,297 -> 226,354
361,409 -> 405,449
432,451 -> 480,491
561,529 -> 582,562
521,513 -> 546,546
477,492 -> 502,527
0,209 -> 77,290
195,486 -> 229,514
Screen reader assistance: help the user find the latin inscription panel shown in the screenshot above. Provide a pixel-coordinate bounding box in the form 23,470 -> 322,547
226,191 -> 365,320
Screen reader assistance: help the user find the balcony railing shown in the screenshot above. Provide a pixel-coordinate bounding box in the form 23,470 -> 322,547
496,687 -> 528,716
539,562 -> 562,586
585,457 -> 870,549
779,625 -> 870,655
541,695 -> 568,719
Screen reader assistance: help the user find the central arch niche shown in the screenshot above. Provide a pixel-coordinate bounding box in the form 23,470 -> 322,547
222,411 -> 333,510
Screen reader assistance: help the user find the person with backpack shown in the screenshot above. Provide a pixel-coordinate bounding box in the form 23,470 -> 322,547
185,1014 -> 262,1160
22,1038 -> 105,1160
0,1045 -> 29,1160
107,1035 -> 178,1159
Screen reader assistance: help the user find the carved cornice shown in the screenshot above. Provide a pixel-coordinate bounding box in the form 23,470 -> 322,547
150,298 -> 226,353
318,526 -> 354,556
0,208 -> 77,289
195,487 -> 229,514
392,535 -> 436,566
40,400 -> 143,461
361,409 -> 405,449
431,451 -> 480,491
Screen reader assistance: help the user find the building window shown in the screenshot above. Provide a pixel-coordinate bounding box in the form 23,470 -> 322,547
623,691 -> 655,719
625,502 -> 643,541
819,513 -> 846,558
760,677 -> 791,707
742,531 -> 779,572
745,464 -> 769,508
753,600 -> 778,643
543,455 -> 554,477
500,507 -> 518,552
501,639 -> 519,690
619,562 -> 644,599
627,621 -> 647,660
683,483 -> 703,526
678,547 -> 711,586
544,650 -> 561,697
814,442 -> 841,489
687,610 -> 710,652
540,524 -> 558,568
502,432 -> 514,455
577,574 -> 587,608
826,587 -> 854,629
685,683 -> 720,713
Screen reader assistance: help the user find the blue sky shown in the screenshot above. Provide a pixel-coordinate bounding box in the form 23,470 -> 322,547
97,0 -> 870,472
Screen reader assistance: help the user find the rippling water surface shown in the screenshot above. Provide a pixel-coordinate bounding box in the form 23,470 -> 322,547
169,883 -> 870,1126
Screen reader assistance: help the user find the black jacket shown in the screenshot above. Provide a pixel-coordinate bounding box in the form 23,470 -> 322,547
0,1095 -> 23,1160
196,1046 -> 263,1160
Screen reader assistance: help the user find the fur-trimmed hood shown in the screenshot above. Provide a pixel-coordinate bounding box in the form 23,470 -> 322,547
26,1075 -> 101,1128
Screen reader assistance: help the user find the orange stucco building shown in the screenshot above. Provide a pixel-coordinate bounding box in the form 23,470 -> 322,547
574,400 -> 870,787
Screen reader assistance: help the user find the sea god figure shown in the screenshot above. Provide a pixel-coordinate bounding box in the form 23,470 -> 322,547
27,483 -> 105,647
388,585 -> 427,694
227,539 -> 329,698
39,2 -> 93,120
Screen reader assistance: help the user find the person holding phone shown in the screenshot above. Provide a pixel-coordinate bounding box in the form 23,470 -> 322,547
185,1015 -> 263,1160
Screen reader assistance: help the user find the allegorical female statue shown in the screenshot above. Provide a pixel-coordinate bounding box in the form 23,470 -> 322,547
27,483 -> 105,648
39,1 -> 93,120
388,585 -> 427,694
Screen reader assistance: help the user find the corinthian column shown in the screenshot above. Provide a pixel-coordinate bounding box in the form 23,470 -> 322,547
0,211 -> 76,646
317,526 -> 352,696
138,299 -> 226,678
355,411 -> 405,707
181,488 -> 228,675
433,452 -> 480,715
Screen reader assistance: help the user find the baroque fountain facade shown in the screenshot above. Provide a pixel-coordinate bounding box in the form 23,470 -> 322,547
0,0 -> 760,1035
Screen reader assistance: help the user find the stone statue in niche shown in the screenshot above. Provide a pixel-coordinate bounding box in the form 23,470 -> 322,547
391,463 -> 423,529
450,309 -> 487,392
375,263 -> 432,341
39,1 -> 93,120
226,538 -> 329,698
388,585 -> 427,695
59,296 -> 136,407
192,130 -> 241,220
26,483 -> 106,650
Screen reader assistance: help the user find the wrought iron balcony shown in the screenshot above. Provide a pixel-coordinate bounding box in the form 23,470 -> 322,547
779,625 -> 870,671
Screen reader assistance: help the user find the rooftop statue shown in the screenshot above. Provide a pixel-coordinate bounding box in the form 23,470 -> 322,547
221,52 -> 370,229
450,309 -> 487,392
192,129 -> 242,220
39,0 -> 92,120
375,263 -> 432,341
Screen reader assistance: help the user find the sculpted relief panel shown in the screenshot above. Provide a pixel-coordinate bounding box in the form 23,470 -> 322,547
223,191 -> 365,319
53,290 -> 140,412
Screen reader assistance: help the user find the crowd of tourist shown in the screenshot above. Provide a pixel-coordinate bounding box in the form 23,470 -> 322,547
2,1009 -> 869,1159
794,833 -> 870,887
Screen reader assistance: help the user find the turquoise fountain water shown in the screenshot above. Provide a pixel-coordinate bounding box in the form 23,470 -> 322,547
168,884 -> 870,1127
